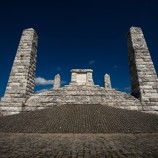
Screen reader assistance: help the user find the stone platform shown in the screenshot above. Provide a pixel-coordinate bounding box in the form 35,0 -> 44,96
24,85 -> 142,112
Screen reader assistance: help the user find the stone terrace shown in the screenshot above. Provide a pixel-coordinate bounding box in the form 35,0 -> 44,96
24,85 -> 142,112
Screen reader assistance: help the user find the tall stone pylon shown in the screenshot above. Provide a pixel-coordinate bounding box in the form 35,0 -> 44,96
127,27 -> 158,102
104,74 -> 111,89
1,28 -> 38,115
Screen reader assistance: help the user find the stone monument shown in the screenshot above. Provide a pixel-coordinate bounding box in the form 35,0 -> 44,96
104,74 -> 111,89
127,27 -> 158,104
0,28 -> 38,115
53,74 -> 61,89
70,69 -> 94,86
1,26 -> 158,116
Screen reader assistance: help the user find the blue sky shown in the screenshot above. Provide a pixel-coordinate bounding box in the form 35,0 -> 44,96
0,0 -> 158,96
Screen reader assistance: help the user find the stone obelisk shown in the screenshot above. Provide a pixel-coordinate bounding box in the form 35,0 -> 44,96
104,74 -> 111,89
53,74 -> 61,89
127,27 -> 158,103
1,28 -> 38,115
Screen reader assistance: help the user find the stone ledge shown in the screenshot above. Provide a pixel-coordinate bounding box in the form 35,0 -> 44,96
71,69 -> 93,72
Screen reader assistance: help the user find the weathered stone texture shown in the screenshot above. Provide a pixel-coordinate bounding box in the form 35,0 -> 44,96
127,27 -> 158,104
70,69 -> 94,86
53,74 -> 61,89
0,28 -> 38,115
104,74 -> 111,89
24,85 -> 141,112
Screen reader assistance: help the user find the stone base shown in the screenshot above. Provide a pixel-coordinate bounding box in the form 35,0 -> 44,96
24,85 -> 142,113
1,85 -> 158,116
0,102 -> 23,116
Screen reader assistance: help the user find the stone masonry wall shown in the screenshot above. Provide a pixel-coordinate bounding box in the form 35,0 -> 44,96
127,27 -> 158,112
24,85 -> 142,112
0,28 -> 38,115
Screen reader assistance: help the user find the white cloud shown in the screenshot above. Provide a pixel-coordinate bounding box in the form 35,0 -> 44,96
35,77 -> 54,85
35,77 -> 67,86
89,60 -> 95,65
35,89 -> 48,93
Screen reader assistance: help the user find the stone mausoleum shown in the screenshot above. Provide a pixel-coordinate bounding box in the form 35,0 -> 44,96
0,27 -> 158,116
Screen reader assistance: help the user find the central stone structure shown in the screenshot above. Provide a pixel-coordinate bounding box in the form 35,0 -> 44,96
70,69 -> 94,86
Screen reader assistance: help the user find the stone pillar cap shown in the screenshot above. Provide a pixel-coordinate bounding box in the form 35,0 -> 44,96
104,73 -> 110,77
71,69 -> 93,73
24,28 -> 36,31
127,26 -> 142,35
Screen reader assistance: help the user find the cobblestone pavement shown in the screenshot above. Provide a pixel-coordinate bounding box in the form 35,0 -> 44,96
0,104 -> 158,133
0,133 -> 158,158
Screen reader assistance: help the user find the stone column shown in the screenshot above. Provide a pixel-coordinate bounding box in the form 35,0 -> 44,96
1,28 -> 38,115
53,74 -> 61,89
86,72 -> 94,86
70,72 -> 77,85
127,26 -> 158,102
104,74 -> 111,89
